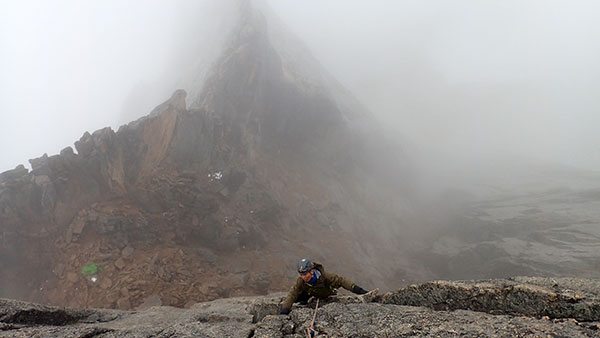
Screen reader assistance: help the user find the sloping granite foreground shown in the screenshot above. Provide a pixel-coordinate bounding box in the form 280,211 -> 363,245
382,276 -> 600,321
1,278 -> 599,337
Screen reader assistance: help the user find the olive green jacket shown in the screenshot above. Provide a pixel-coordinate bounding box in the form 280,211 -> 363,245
280,263 -> 356,313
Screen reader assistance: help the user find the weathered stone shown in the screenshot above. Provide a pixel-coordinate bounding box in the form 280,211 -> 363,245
87,210 -> 98,222
28,153 -> 49,172
74,132 -> 93,157
137,294 -> 162,310
381,278 -> 600,322
121,246 -> 134,258
33,175 -> 51,185
65,228 -> 73,243
2,284 -> 599,337
116,297 -> 131,310
120,287 -> 130,298
71,219 -> 86,235
99,278 -> 113,290
114,258 -> 126,270
105,292 -> 120,305
60,146 -> 75,156
66,273 -> 79,284
0,165 -> 28,182
53,264 -> 65,277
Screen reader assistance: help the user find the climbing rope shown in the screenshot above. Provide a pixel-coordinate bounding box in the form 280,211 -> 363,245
306,298 -> 319,338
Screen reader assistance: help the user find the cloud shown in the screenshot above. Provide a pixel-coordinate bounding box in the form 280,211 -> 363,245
1,0 -> 599,174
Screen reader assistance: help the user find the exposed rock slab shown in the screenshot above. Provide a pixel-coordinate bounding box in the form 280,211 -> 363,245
381,277 -> 600,322
1,279 -> 599,337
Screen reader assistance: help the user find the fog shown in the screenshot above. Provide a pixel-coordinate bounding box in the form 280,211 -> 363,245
0,0 -> 233,172
2,1 -> 600,302
2,0 -> 600,183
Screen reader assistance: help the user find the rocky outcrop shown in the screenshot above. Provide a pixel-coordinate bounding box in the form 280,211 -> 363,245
3,1 -> 599,316
0,2 -> 412,309
1,278 -> 599,337
382,277 -> 600,322
0,90 -> 190,304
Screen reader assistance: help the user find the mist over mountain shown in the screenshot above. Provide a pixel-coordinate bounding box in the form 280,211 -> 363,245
0,0 -> 416,309
3,0 -> 600,174
1,0 -> 600,326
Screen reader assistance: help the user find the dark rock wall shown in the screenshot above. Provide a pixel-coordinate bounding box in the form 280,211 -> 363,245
0,91 -> 187,302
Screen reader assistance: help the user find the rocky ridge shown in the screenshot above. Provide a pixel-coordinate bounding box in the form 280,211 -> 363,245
0,2 -> 411,309
1,277 -> 599,337
3,0 -> 598,317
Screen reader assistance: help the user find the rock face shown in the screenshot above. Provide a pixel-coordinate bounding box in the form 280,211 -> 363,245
0,2 -> 411,309
381,277 -> 600,322
3,0 -> 597,315
1,278 -> 599,337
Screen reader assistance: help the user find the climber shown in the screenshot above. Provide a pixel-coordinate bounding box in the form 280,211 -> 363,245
279,258 -> 370,315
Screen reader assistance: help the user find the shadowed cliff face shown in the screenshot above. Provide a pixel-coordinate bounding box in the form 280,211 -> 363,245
0,3 -> 413,309
191,9 -> 345,156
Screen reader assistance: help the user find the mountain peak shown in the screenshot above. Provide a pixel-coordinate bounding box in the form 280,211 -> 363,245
191,2 -> 349,156
0,1 -> 412,310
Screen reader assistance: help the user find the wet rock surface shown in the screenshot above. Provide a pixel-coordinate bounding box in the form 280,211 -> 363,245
1,278 -> 599,337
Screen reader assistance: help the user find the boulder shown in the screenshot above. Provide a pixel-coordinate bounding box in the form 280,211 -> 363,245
99,278 -> 113,290
114,258 -> 126,270
0,164 -> 28,182
116,297 -> 131,310
66,273 -> 79,284
137,294 -> 162,310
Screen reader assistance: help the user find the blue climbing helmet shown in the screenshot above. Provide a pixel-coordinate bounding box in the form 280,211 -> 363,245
297,258 -> 314,274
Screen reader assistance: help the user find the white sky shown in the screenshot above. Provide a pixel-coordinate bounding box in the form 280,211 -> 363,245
1,0 -> 600,174
0,0 -> 220,172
